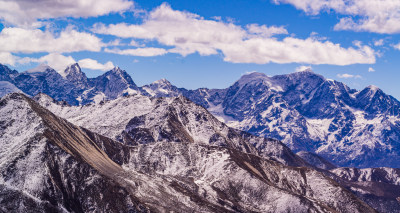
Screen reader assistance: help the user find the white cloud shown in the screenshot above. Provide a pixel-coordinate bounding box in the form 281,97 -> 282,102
78,58 -> 114,71
0,27 -> 104,54
295,65 -> 312,72
246,24 -> 288,37
0,52 -> 18,66
31,53 -> 76,72
394,43 -> 400,50
93,3 -> 375,65
273,0 -> 400,34
374,39 -> 384,46
337,73 -> 362,79
368,67 -> 375,72
0,0 -> 133,27
105,47 -> 168,57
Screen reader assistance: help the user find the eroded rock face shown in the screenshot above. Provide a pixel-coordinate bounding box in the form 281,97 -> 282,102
0,93 -> 379,212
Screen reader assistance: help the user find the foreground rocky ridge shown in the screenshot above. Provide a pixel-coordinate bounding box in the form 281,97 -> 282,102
0,93 -> 381,212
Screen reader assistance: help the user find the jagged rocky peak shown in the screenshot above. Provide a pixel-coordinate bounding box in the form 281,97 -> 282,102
0,64 -> 18,81
64,63 -> 89,88
110,66 -> 124,74
64,63 -> 83,77
104,66 -> 135,83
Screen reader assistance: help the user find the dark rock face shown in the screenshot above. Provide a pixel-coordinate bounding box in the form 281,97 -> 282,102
64,63 -> 90,90
0,64 -> 18,82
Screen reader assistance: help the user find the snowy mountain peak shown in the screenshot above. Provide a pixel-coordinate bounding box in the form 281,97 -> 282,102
64,63 -> 81,76
237,72 -> 270,86
111,66 -> 123,73
366,85 -> 380,92
25,63 -> 53,74
152,78 -> 171,86
358,85 -> 383,98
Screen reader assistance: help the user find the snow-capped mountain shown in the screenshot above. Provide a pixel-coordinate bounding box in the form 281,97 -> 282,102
1,93 -> 380,212
142,70 -> 400,168
0,63 -> 142,105
141,78 -> 182,97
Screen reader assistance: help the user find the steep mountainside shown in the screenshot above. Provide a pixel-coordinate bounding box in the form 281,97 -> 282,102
0,93 -> 379,212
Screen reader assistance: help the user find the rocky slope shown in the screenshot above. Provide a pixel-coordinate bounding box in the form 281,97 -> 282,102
1,93 -> 380,212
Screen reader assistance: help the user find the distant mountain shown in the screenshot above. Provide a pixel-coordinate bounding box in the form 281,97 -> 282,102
0,63 -> 142,105
143,70 -> 400,168
1,93 -> 380,212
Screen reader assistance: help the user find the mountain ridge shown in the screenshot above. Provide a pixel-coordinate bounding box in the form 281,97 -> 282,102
1,63 -> 400,168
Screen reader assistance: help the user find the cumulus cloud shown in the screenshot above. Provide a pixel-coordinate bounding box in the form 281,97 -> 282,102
0,27 -> 104,54
93,3 -> 375,65
368,67 -> 375,72
0,0 -> 133,27
78,58 -> 114,71
105,47 -> 168,57
0,52 -> 19,66
337,73 -> 362,79
273,0 -> 400,34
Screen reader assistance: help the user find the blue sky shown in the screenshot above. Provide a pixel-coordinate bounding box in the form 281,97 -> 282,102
1,0 -> 400,98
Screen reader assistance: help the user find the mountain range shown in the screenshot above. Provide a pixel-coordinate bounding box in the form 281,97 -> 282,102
1,63 -> 400,212
1,63 -> 399,168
